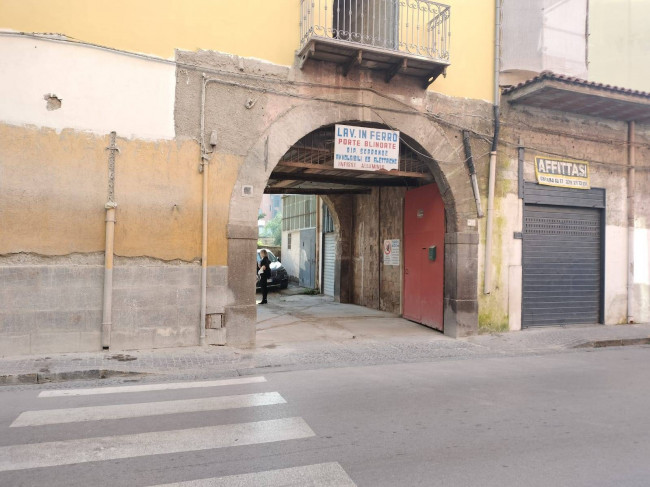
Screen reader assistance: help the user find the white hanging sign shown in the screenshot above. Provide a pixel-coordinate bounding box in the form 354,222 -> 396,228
334,124 -> 400,171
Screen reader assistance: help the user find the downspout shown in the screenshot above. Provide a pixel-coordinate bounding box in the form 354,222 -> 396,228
627,121 -> 636,323
198,73 -> 212,346
462,130 -> 484,218
484,0 -> 501,295
102,131 -> 119,349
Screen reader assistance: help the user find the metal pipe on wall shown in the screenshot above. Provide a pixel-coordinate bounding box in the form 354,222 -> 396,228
198,74 -> 211,346
484,0 -> 502,295
627,121 -> 636,323
102,131 -> 119,349
102,205 -> 116,349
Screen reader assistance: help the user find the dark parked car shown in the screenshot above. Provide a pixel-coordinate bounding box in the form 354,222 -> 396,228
256,249 -> 289,290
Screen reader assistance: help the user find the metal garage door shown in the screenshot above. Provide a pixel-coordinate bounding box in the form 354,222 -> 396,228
522,204 -> 603,327
323,232 -> 336,296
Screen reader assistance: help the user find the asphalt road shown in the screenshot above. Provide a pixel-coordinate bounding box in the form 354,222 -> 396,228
0,346 -> 649,486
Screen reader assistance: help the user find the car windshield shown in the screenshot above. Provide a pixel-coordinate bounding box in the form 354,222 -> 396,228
257,250 -> 277,263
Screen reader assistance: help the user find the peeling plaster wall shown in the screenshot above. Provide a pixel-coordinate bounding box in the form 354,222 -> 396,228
0,124 -> 201,260
485,103 -> 650,331
0,37 -> 176,140
0,120 -> 207,355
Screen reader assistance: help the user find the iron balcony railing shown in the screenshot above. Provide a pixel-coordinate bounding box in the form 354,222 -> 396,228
300,0 -> 450,62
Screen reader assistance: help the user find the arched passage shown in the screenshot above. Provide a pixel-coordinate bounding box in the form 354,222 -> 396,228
225,101 -> 478,346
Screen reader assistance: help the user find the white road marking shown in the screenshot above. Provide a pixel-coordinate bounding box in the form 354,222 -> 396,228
154,462 -> 357,486
0,417 -> 315,472
11,392 -> 286,427
38,376 -> 267,397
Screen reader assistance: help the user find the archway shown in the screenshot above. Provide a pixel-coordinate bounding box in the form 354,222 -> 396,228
225,101 -> 478,346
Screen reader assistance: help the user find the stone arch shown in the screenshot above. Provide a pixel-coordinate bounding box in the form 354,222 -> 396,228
224,100 -> 478,345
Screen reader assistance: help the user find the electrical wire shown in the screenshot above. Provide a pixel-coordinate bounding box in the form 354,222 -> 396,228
4,31 -> 649,167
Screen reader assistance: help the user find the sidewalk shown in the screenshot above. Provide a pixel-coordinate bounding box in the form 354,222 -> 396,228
1,290 -> 649,386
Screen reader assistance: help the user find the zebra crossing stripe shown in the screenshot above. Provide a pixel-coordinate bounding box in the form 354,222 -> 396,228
0,417 -> 315,472
11,392 -> 286,427
153,462 -> 356,486
38,376 -> 267,397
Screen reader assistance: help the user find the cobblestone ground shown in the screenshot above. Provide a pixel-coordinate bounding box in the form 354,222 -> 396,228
1,322 -> 649,390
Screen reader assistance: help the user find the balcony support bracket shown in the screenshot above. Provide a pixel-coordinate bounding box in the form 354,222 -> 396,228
423,66 -> 447,89
385,59 -> 408,83
298,43 -> 315,70
342,50 -> 363,77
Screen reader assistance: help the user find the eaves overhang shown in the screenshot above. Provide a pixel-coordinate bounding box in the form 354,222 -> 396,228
502,72 -> 650,123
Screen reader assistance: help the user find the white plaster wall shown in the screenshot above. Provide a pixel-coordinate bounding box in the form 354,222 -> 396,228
281,230 -> 301,280
0,35 -> 175,140
604,225 -> 628,324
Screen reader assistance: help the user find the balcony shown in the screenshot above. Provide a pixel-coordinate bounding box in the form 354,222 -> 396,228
299,0 -> 451,87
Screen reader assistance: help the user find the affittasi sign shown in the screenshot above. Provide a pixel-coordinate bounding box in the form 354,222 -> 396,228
535,156 -> 590,189
334,124 -> 400,171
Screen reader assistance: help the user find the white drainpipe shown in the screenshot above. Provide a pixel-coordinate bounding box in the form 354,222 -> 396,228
627,121 -> 635,323
484,0 -> 501,295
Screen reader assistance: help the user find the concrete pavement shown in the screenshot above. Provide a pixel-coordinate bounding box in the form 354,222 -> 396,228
1,289 -> 649,385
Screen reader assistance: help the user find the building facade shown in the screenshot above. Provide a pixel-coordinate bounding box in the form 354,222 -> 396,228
0,0 -> 647,355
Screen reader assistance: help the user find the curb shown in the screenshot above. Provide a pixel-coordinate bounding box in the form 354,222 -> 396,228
0,369 -> 147,386
573,337 -> 650,349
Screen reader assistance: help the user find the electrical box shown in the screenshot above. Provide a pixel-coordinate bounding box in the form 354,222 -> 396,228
428,246 -> 437,261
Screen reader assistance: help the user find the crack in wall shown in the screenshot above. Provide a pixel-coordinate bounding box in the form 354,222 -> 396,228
0,252 -> 201,266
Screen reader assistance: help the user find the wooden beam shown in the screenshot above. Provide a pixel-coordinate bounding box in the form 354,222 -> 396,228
276,160 -> 431,179
269,171 -> 415,186
267,179 -> 300,189
265,187 -> 371,195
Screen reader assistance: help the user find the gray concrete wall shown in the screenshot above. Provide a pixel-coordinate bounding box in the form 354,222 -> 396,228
110,260 -> 202,351
0,256 -> 104,356
0,254 -> 204,357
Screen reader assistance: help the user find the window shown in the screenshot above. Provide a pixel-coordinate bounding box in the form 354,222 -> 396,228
332,0 -> 399,50
282,195 -> 316,231
288,232 -> 292,249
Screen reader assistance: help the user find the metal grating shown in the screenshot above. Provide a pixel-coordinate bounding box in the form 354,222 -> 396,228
522,204 -> 603,327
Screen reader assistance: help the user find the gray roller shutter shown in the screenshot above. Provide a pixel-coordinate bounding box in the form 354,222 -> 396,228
522,183 -> 604,327
323,233 -> 336,297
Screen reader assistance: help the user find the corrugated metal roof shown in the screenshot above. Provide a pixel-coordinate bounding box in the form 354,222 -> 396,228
502,71 -> 650,123
502,71 -> 650,98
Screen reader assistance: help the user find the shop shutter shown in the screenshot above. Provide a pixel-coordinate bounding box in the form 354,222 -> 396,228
522,204 -> 602,326
323,233 -> 336,297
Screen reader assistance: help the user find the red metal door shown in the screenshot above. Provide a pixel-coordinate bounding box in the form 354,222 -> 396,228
403,183 -> 445,331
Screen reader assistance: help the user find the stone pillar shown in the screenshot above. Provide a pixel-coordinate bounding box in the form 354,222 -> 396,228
443,232 -> 479,337
225,222 -> 257,347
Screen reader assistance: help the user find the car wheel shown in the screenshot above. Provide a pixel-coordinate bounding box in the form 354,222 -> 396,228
280,279 -> 288,289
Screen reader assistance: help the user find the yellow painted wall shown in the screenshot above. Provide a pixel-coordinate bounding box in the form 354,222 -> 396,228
0,0 -> 495,102
0,124 -> 107,254
434,0 -> 495,101
114,138 -> 202,262
0,123 -> 210,262
207,153 -> 242,267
